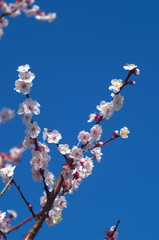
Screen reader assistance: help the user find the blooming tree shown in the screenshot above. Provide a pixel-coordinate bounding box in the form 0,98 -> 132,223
0,2 -> 140,240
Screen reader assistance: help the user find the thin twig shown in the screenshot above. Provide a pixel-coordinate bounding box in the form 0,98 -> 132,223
7,210 -> 42,234
12,179 -> 35,218
0,230 -> 8,240
0,176 -> 13,198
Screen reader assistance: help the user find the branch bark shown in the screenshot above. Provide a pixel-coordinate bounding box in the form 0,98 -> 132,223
23,171 -> 64,240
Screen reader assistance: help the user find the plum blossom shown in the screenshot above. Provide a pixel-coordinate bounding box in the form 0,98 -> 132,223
44,170 -> 55,189
87,113 -> 96,123
109,79 -> 123,93
14,79 -> 32,95
0,164 -> 16,183
0,107 -> 14,124
18,98 -> 40,116
7,210 -> 17,219
0,212 -> 6,224
70,146 -> 83,162
91,147 -> 103,162
77,130 -> 91,145
35,12 -> 57,22
46,209 -> 62,226
111,93 -> 124,111
123,63 -> 137,71
17,64 -> 30,72
25,5 -> 40,17
25,121 -> 41,138
120,126 -> 130,138
9,145 -> 25,163
58,144 -> 70,155
90,124 -> 102,141
18,71 -> 35,82
32,168 -> 42,182
30,150 -> 50,171
97,101 -> 114,120
47,130 -> 62,144
0,17 -> 8,28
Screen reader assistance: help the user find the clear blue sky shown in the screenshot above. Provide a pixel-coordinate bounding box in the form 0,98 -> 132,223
0,0 -> 158,239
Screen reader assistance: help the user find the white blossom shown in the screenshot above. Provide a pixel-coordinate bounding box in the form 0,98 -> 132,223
17,64 -> 30,72
123,63 -> 137,71
97,101 -> 114,120
120,126 -> 130,138
25,121 -> 41,138
7,210 -> 17,219
58,144 -> 70,155
0,18 -> 8,28
90,124 -> 102,141
32,168 -> 42,182
70,146 -> 83,162
30,150 -> 50,171
25,5 -> 40,17
44,170 -> 55,189
0,164 -> 16,183
46,209 -> 62,226
47,130 -> 62,144
14,79 -> 32,95
0,108 -> 14,124
91,147 -> 103,162
18,98 -> 40,116
77,130 -> 91,145
111,93 -> 124,111
109,79 -> 123,93
87,113 -> 96,123
0,212 -> 6,224
18,71 -> 35,82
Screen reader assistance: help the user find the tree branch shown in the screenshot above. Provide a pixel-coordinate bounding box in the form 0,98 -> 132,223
11,179 -> 35,218
0,176 -> 13,199
7,210 -> 42,234
23,171 -> 64,240
0,230 -> 8,240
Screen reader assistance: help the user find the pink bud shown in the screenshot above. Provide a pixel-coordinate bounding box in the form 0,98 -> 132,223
134,68 -> 140,75
113,130 -> 119,137
96,142 -> 103,146
29,205 -> 33,211
128,80 -> 135,85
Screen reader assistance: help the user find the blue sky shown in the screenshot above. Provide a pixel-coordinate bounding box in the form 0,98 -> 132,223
0,0 -> 158,239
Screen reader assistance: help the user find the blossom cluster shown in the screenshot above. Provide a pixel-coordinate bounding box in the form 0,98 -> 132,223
0,209 -> 17,236
40,194 -> 67,226
15,63 -> 139,227
15,65 -> 55,190
88,64 -> 140,122
0,145 -> 25,167
0,107 -> 14,124
0,0 -> 56,39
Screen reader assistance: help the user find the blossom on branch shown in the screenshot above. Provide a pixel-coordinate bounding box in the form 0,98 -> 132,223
0,0 -> 57,38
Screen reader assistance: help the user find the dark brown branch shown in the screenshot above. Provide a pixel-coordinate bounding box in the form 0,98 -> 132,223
23,171 -> 64,240
0,230 -> 8,240
7,210 -> 42,234
12,179 -> 35,218
0,176 -> 13,198
113,220 -> 120,232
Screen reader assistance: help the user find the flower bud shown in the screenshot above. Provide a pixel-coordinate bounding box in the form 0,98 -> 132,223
134,68 -> 140,75
113,130 -> 119,138
29,204 -> 33,211
128,80 -> 135,85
